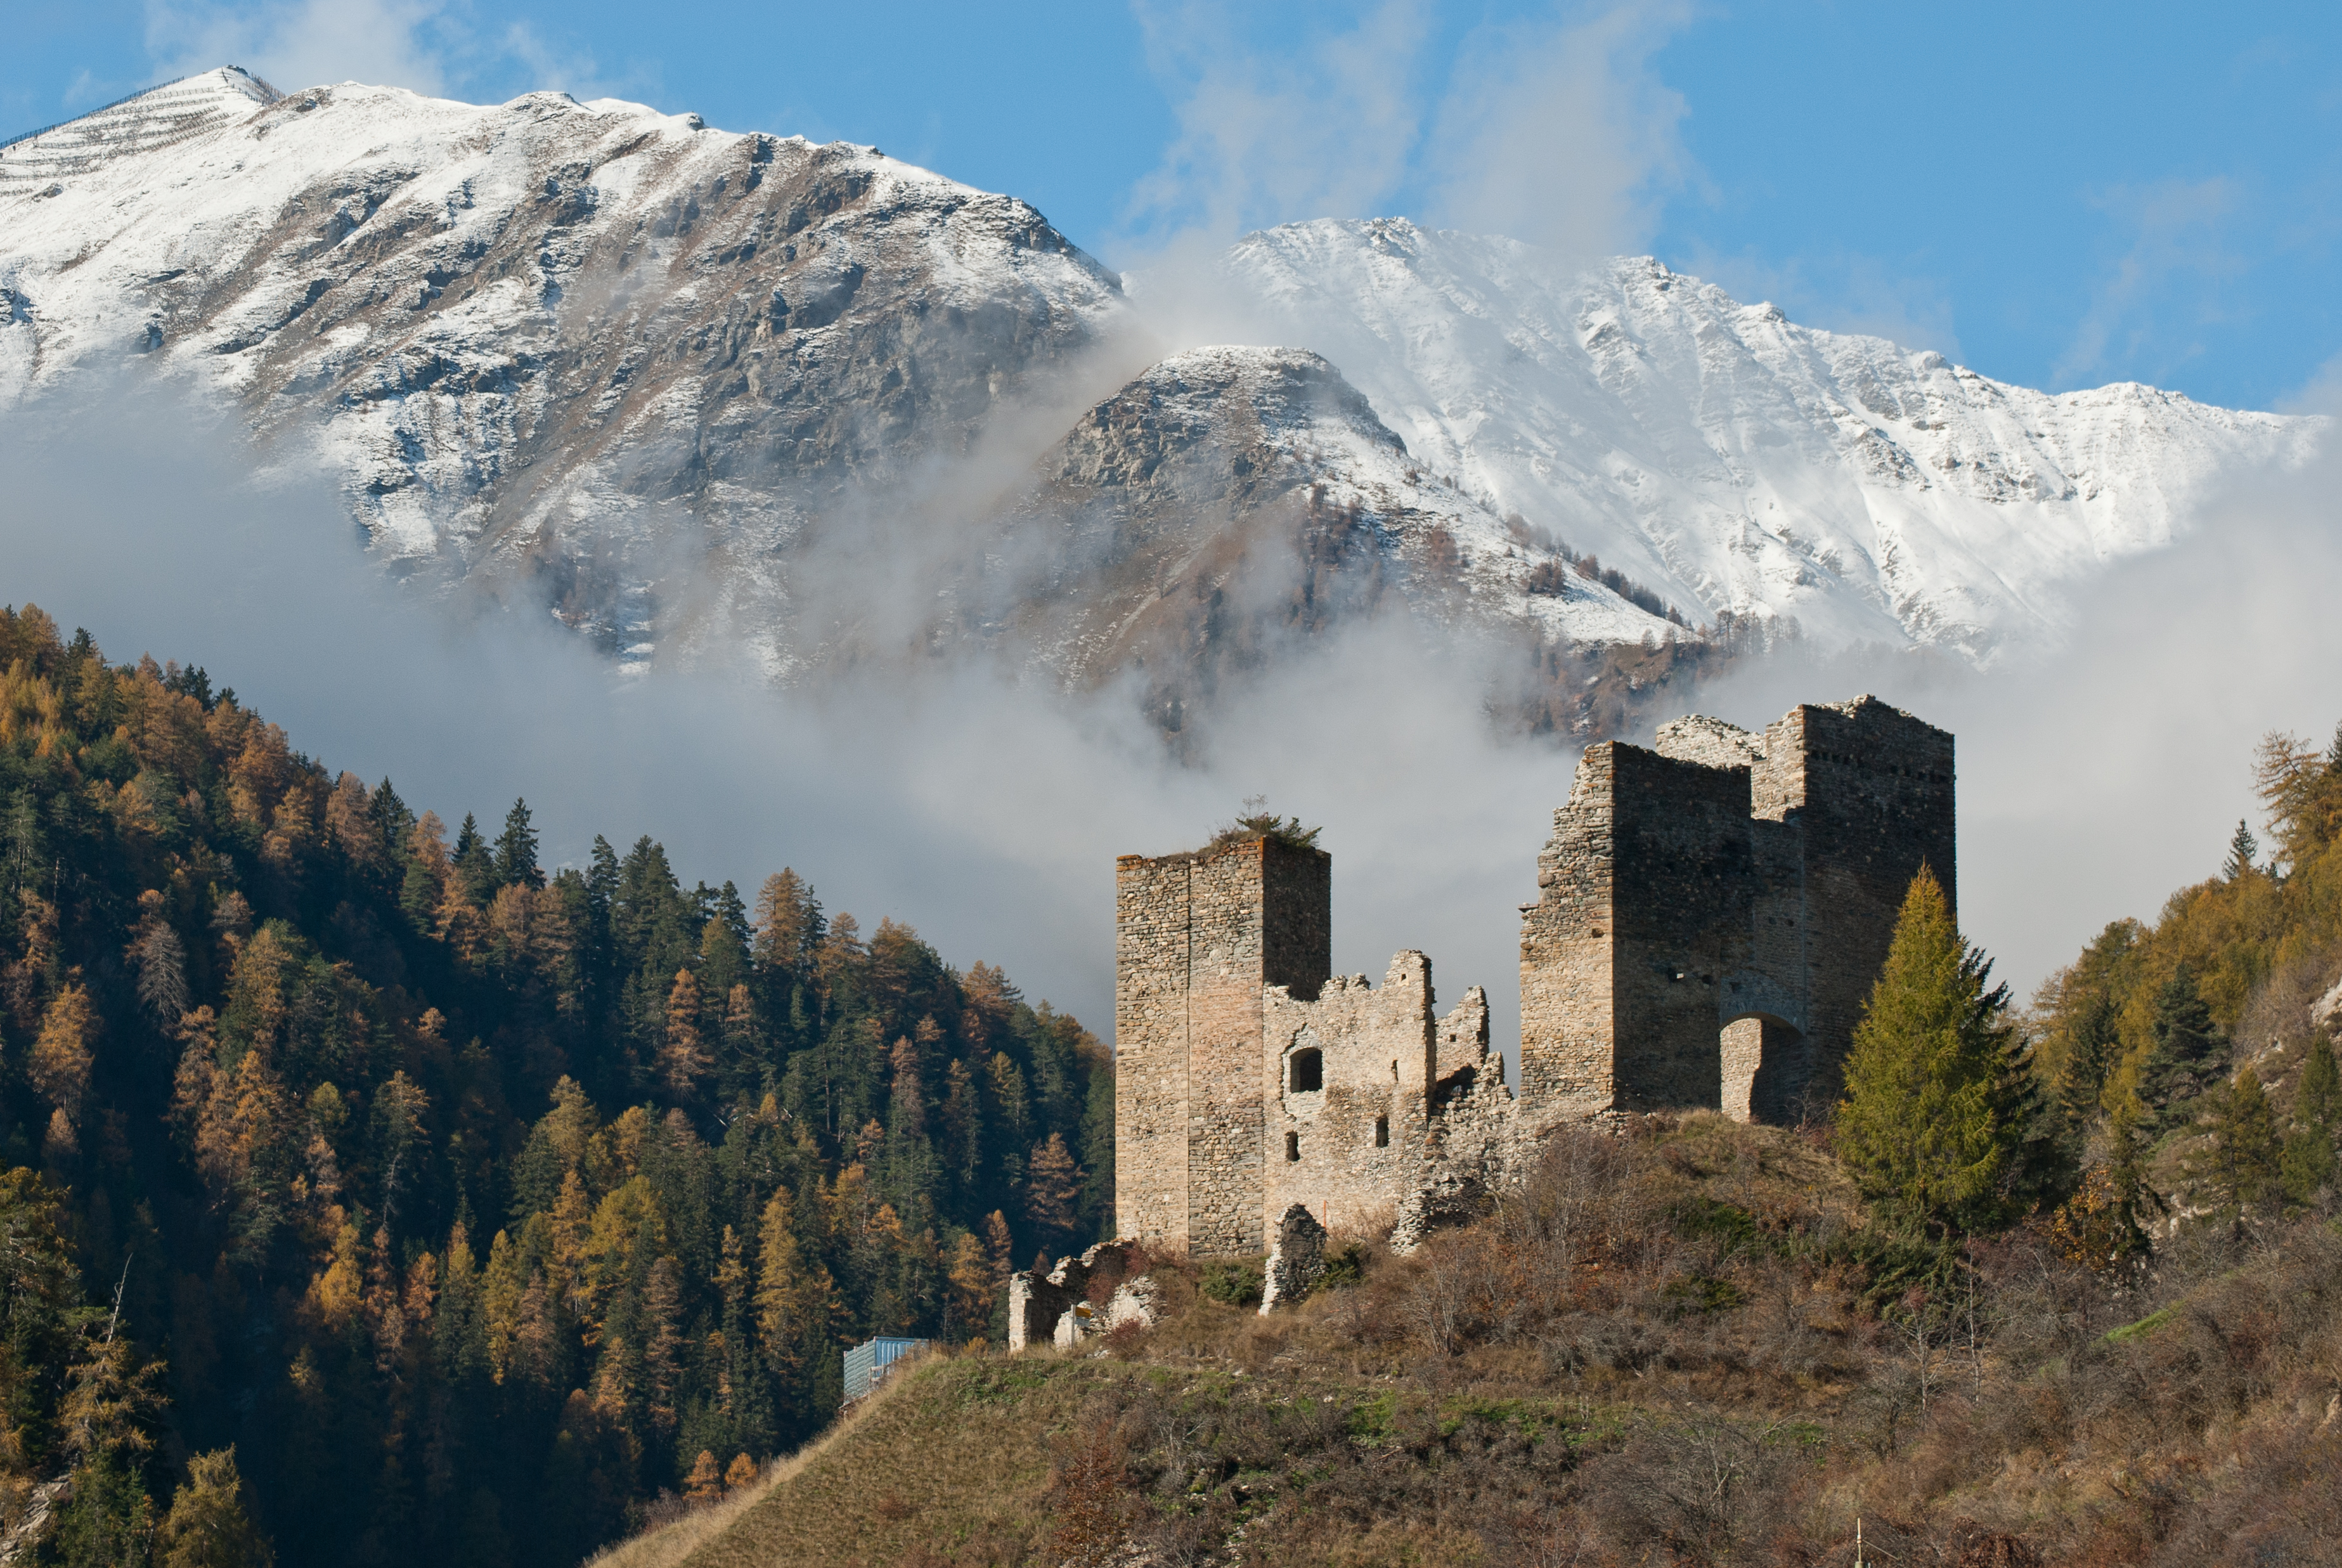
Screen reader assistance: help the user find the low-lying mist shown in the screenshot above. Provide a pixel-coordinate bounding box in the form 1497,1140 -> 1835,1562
4,374 -> 2336,1073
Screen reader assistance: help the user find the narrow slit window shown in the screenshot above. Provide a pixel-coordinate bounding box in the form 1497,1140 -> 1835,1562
1285,1131 -> 1300,1162
1373,1116 -> 1389,1148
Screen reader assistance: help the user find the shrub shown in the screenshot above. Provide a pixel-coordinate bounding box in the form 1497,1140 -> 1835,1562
1198,1259 -> 1263,1307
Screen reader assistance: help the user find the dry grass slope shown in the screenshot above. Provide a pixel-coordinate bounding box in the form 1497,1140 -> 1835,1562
594,1113 -> 2342,1567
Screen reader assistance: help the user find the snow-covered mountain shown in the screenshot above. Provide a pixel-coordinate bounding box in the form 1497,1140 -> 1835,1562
2,71 -> 2320,688
965,345 -> 1674,689
1219,219 -> 2320,659
0,67 -> 1128,663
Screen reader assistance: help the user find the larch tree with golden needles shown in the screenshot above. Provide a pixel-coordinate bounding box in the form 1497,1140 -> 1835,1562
158,1447 -> 273,1568
1837,865 -> 2062,1233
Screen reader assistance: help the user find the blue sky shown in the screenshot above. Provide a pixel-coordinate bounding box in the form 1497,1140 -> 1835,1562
9,1 -> 2341,411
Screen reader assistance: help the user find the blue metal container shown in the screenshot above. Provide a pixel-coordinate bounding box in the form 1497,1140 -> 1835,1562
843,1335 -> 930,1403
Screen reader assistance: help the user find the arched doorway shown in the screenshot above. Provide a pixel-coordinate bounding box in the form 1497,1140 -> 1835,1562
1720,1013 -> 1802,1125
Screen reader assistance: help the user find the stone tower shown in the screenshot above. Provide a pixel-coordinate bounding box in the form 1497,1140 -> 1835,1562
1517,696 -> 1955,1126
1104,695 -> 1955,1271
1114,837 -> 1330,1257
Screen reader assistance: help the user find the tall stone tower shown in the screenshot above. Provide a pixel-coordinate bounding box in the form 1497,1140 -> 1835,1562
1115,837 -> 1331,1258
1517,696 -> 1954,1125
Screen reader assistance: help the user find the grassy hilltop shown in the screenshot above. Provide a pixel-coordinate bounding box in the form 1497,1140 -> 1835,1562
597,1110 -> 2342,1567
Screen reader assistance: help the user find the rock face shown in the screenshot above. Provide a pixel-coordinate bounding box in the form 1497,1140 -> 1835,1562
967,344 -> 1672,722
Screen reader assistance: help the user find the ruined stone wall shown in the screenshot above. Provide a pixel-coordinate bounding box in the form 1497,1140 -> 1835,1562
1768,698 -> 1955,1104
1261,953 -> 1437,1236
1115,693 -> 1952,1267
1520,696 -> 1955,1127
1605,748 -> 1761,1112
1184,845 -> 1272,1258
1518,748 -> 1622,1127
1115,855 -> 1194,1252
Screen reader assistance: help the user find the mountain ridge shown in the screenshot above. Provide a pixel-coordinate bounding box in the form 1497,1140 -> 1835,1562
1217,217 -> 2320,661
2,69 -> 2322,694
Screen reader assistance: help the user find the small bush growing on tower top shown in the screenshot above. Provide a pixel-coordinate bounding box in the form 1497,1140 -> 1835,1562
1202,797 -> 1322,854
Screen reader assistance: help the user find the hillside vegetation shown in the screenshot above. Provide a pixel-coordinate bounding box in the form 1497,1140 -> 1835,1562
630,724 -> 2342,1568
0,603 -> 1113,1567
646,1111 -> 2338,1567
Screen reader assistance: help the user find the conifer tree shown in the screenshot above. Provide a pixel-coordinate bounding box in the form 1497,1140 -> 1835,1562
495,799 -> 543,890
1025,1132 -> 1080,1254
159,1447 -> 273,1568
659,970 -> 711,1100
682,1451 -> 721,1504
2223,818 -> 2259,879
1836,865 -> 2048,1233
2140,964 -> 2223,1120
2187,1064 -> 2282,1219
452,814 -> 496,905
2281,1033 -> 2341,1201
2102,1089 -> 2159,1260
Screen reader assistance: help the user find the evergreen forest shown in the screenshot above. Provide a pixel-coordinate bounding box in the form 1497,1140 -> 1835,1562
0,604 -> 1114,1567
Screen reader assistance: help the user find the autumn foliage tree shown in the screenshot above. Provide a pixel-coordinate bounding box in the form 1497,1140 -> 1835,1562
0,604 -> 1115,1568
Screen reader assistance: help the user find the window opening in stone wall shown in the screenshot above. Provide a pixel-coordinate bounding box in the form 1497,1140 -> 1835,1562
1288,1047 -> 1323,1093
1285,1131 -> 1300,1162
1374,1116 -> 1388,1148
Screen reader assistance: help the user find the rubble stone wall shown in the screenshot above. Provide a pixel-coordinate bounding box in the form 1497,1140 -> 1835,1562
1518,747 -> 1622,1128
1261,952 -> 1436,1236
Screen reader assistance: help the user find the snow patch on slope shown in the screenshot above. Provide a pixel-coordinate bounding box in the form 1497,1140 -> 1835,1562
1219,219 -> 2323,659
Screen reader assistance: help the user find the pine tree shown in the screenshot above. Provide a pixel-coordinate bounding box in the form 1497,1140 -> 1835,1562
159,1447 -> 273,1568
2187,1064 -> 2282,1218
495,799 -> 543,890
659,969 -> 711,1100
2140,964 -> 2223,1120
2281,1033 -> 2341,1201
2102,1089 -> 2159,1261
2052,990 -> 2118,1131
2223,818 -> 2259,879
451,813 -> 496,906
1835,865 -> 2043,1233
30,983 -> 96,1154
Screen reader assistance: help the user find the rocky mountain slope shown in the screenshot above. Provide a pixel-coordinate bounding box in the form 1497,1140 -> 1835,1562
0,67 -> 1130,666
3,71 -> 2320,685
961,345 -> 1674,706
1220,218 -> 2321,660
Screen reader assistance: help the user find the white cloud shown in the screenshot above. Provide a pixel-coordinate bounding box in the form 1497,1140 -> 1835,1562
145,0 -> 458,96
1422,0 -> 1691,262
2053,176 -> 2245,390
1679,246 -> 1968,365
1124,0 -> 1431,243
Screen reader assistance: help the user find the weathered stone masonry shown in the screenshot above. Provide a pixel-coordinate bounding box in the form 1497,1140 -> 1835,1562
1115,696 -> 1955,1260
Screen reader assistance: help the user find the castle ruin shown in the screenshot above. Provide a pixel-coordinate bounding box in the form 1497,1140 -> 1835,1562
1113,696 -> 1955,1259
